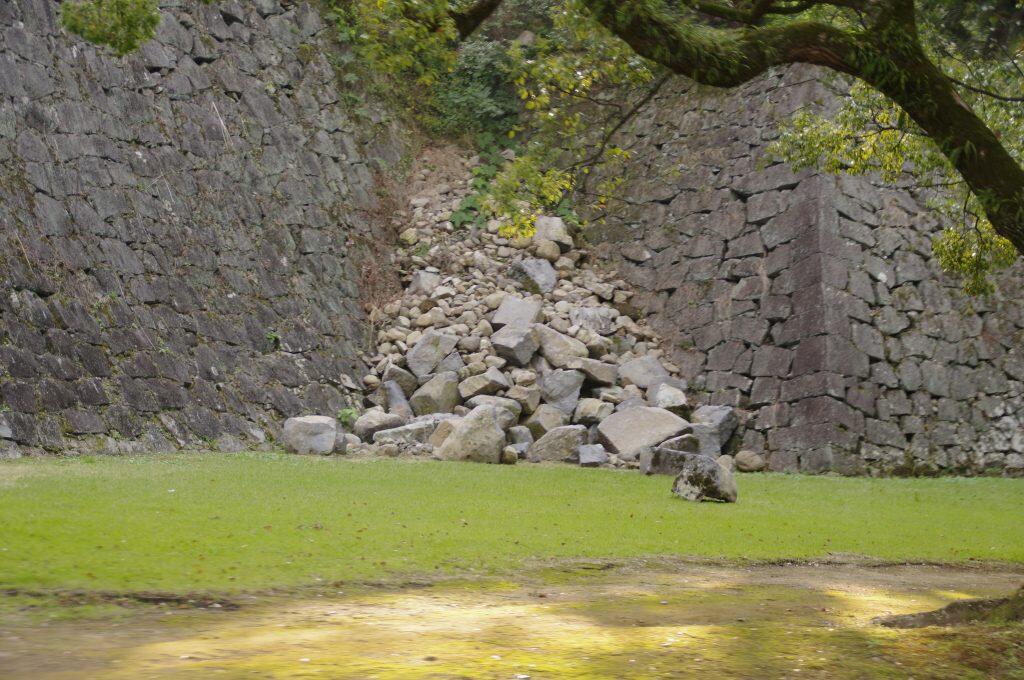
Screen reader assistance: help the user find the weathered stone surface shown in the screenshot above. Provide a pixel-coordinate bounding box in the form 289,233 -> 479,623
579,444 -> 609,467
533,215 -> 574,252
407,331 -> 460,379
539,369 -> 585,414
691,405 -> 739,457
535,325 -> 588,368
410,371 -> 461,416
618,356 -> 670,389
435,404 -> 507,463
647,382 -> 689,412
569,307 -> 617,336
464,395 -> 522,429
639,436 -> 700,475
506,384 -> 541,414
512,258 -> 558,294
734,449 -> 767,472
353,411 -> 408,440
573,398 -> 614,425
282,416 -> 337,455
528,425 -> 586,462
491,296 -> 543,328
382,364 -> 418,397
408,271 -> 442,295
567,357 -> 618,385
524,404 -> 570,440
671,455 -> 738,502
383,380 -> 414,419
491,325 -> 540,366
372,421 -> 434,445
427,417 -> 460,448
458,367 -> 511,400
597,407 -> 689,461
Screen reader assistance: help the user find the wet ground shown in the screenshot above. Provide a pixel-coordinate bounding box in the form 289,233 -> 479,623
2,559 -> 1023,679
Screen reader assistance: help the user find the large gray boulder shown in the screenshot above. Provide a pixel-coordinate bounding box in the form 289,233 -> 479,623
533,215 -> 573,252
534,324 -> 588,368
490,324 -> 540,366
353,410 -> 407,440
618,355 -> 670,389
406,330 -> 459,378
672,455 -> 738,503
528,424 -> 586,462
435,404 -> 507,463
691,405 -> 740,457
539,369 -> 585,414
596,406 -> 689,461
512,258 -> 558,294
491,295 -> 543,329
458,367 -> 511,400
282,416 -> 338,455
410,371 -> 460,415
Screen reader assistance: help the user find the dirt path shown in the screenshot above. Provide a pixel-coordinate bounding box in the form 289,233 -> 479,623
2,560 -> 1023,679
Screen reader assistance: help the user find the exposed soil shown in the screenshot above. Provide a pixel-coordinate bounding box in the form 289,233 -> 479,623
2,559 -> 1022,679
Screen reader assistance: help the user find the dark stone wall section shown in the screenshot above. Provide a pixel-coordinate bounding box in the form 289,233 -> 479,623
0,0 -> 405,456
593,67 -> 1024,476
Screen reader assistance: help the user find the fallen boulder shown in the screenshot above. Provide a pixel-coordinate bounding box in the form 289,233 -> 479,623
282,416 -> 338,455
671,455 -> 738,502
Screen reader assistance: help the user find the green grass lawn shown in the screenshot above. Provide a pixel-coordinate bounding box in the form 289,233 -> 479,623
1,453 -> 1022,594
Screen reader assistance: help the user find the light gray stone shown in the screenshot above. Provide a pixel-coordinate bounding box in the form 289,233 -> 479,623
382,363 -> 418,397
491,295 -> 543,328
734,449 -> 767,472
406,330 -> 459,378
579,444 -> 609,467
435,404 -> 507,463
528,424 -> 586,462
282,416 -> 337,455
539,369 -> 585,414
512,258 -> 558,294
465,395 -> 522,429
353,410 -> 408,439
383,380 -> 414,419
533,215 -> 573,252
567,357 -> 618,386
491,324 -> 540,366
459,367 -> 511,400
646,382 -> 688,412
372,421 -> 435,445
639,436 -> 700,475
408,271 -> 441,295
691,405 -> 739,457
573,398 -> 613,425
524,404 -> 570,440
410,371 -> 460,415
618,355 -> 670,389
597,407 -> 689,461
535,324 -> 588,368
569,307 -> 617,335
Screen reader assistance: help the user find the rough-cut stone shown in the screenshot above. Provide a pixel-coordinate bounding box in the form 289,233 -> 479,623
408,271 -> 441,296
458,367 -> 511,400
533,215 -> 574,252
734,449 -> 766,472
491,296 -> 543,328
528,425 -> 586,462
618,356 -> 670,389
647,382 -> 689,412
382,364 -> 419,397
506,384 -> 541,414
282,416 -> 337,455
671,455 -> 738,502
509,425 -> 534,446
465,395 -> 522,429
354,411 -> 408,440
383,380 -> 414,419
569,307 -> 617,336
407,331 -> 459,379
512,258 -> 558,294
428,418 -> 460,448
539,369 -> 585,415
372,421 -> 434,445
535,324 -> 588,368
435,404 -> 507,463
491,325 -> 540,366
567,357 -> 619,386
639,436 -> 700,475
579,444 -> 609,467
409,372 -> 461,416
524,404 -> 570,440
691,405 -> 739,457
573,398 -> 614,425
597,407 -> 689,461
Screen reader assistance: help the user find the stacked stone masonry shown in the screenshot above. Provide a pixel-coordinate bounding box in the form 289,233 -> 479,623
592,66 -> 1024,476
0,0 -> 406,456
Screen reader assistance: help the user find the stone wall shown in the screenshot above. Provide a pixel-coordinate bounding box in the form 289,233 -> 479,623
592,67 -> 1024,476
0,0 -> 407,456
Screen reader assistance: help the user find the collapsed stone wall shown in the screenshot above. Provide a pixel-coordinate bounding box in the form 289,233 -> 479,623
591,66 -> 1024,476
0,0 -> 407,456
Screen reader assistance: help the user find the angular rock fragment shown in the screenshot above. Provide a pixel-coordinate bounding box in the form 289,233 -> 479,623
535,324 -> 589,368
406,330 -> 459,378
691,404 -> 739,457
618,355 -> 670,389
409,371 -> 460,415
491,295 -> 543,329
354,410 -> 407,440
596,406 -> 689,461
671,455 -> 738,503
512,258 -> 558,294
573,398 -> 613,425
567,357 -> 618,386
579,444 -> 609,467
282,416 -> 337,455
491,324 -> 540,366
435,404 -> 507,464
524,404 -> 570,440
533,215 -> 574,252
528,424 -> 586,462
458,366 -> 511,400
734,449 -> 767,472
539,369 -> 585,415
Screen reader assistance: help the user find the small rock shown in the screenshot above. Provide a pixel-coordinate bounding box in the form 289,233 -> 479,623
566,357 -> 618,386
640,436 -> 700,475
578,444 -> 609,467
618,355 -> 670,389
647,381 -> 689,413
353,411 -> 408,439
459,367 -> 511,400
535,324 -> 588,368
524,404 -> 570,440
492,295 -> 543,329
717,454 -> 736,472
465,395 -> 522,428
408,271 -> 441,296
491,324 -> 540,366
691,405 -> 740,457
509,426 -> 534,446
533,238 -> 561,262
506,384 -> 541,414
573,398 -> 613,425
533,215 -> 573,252
382,363 -> 418,397
373,421 -> 435,445
406,330 -> 459,378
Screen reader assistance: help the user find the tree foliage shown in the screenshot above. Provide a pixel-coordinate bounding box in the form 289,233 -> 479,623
61,0 -> 161,56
